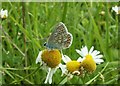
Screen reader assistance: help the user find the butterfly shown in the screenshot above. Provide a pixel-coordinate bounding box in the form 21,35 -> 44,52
44,22 -> 73,50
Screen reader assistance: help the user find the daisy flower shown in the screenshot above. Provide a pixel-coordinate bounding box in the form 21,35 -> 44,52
112,6 -> 120,14
76,46 -> 104,72
36,49 -> 63,84
0,9 -> 8,19
59,54 -> 83,79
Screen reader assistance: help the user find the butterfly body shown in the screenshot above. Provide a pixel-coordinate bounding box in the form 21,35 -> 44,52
45,22 -> 73,50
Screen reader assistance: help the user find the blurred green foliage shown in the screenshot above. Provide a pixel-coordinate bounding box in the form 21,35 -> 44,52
1,2 -> 119,84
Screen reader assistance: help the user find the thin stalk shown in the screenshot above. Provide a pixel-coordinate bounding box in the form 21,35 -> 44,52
10,71 -> 34,84
22,2 -> 28,75
85,62 -> 109,84
0,67 -> 37,71
2,29 -> 25,56
62,2 -> 68,22
105,3 -> 110,61
10,66 -> 41,84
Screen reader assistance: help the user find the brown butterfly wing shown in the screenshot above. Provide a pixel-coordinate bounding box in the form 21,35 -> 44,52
47,22 -> 72,49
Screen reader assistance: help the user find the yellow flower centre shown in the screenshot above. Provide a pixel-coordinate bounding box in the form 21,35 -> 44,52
81,54 -> 96,72
41,49 -> 61,68
66,61 -> 81,73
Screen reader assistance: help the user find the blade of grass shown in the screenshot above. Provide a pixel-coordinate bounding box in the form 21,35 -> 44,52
85,62 -> 109,84
10,71 -> 34,84
85,2 -> 107,61
10,16 -> 41,49
4,69 -> 15,80
10,66 -> 41,84
3,30 -> 25,56
62,2 -> 68,22
0,67 -> 37,71
104,75 -> 118,84
59,76 -> 68,84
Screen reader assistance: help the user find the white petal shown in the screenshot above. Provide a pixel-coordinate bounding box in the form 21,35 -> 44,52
95,51 -> 100,56
112,6 -> 118,12
76,49 -> 84,57
36,51 -> 42,64
76,46 -> 89,57
44,68 -> 51,84
91,50 -> 97,56
95,50 -> 100,55
77,57 -> 83,62
94,59 -> 104,64
89,46 -> 94,54
62,55 -> 71,63
91,50 -> 100,57
76,49 -> 80,54
0,9 -> 8,18
48,68 -> 56,84
44,68 -> 57,84
95,55 -> 103,59
59,63 -> 67,76
81,46 -> 88,57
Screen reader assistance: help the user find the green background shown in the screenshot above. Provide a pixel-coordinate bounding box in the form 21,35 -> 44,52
1,2 -> 119,84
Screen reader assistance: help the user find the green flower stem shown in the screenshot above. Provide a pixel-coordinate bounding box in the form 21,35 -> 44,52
59,76 -> 68,84
85,62 -> 109,84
